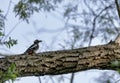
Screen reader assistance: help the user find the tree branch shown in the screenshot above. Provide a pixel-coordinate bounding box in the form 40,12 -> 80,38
115,0 -> 120,19
1,37 -> 120,77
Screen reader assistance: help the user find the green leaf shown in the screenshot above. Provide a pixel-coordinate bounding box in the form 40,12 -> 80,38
4,37 -> 17,48
2,63 -> 19,82
111,60 -> 120,68
0,31 -> 4,36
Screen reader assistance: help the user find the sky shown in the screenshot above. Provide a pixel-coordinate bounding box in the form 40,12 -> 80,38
0,0 -> 120,83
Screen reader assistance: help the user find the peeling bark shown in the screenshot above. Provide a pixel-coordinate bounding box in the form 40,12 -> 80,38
0,35 -> 120,77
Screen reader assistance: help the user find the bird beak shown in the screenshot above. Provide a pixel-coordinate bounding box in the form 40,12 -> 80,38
39,40 -> 42,42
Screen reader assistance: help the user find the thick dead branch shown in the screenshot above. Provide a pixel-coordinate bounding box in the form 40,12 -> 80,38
0,36 -> 120,77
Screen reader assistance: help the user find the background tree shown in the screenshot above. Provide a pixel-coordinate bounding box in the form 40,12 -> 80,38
0,0 -> 120,83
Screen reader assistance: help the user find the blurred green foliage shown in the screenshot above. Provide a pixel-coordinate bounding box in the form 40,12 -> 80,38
14,0 -> 63,22
0,63 -> 19,83
4,37 -> 17,48
110,60 -> 120,73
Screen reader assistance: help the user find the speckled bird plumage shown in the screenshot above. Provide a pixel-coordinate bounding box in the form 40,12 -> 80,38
24,39 -> 42,55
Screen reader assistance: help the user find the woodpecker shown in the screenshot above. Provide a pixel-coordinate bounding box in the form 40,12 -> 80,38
24,39 -> 42,55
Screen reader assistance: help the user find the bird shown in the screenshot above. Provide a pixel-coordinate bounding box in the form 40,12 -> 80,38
24,39 -> 42,55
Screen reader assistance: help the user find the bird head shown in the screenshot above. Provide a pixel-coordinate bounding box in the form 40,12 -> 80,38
34,39 -> 42,44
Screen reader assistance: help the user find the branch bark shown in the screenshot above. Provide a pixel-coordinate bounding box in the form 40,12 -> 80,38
1,36 -> 120,77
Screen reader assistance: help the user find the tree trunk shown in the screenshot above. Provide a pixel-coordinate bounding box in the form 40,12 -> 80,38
1,35 -> 120,77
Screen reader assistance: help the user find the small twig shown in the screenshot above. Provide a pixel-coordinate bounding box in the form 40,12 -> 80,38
49,76 -> 55,83
88,4 -> 113,46
2,21 -> 22,41
70,73 -> 75,83
38,76 -> 42,83
84,0 -> 113,45
115,0 -> 120,19
4,0 -> 12,18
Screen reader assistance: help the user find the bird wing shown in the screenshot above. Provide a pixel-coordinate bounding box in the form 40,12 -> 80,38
25,44 -> 38,52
